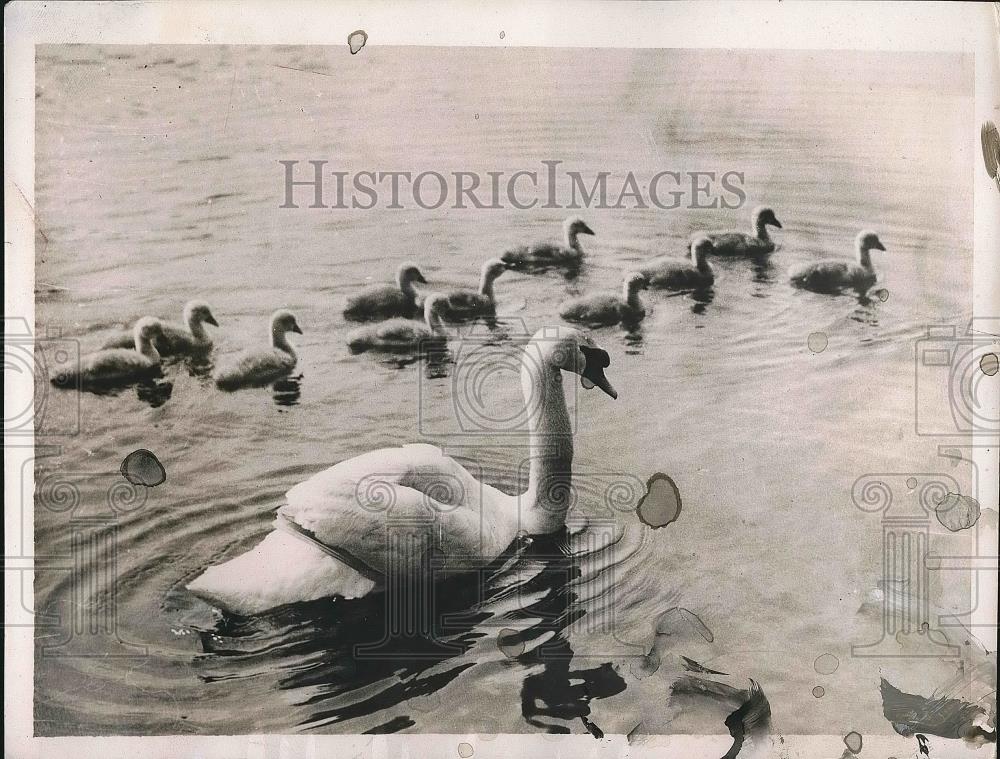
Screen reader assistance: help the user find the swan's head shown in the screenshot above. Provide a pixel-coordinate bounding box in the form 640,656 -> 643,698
481,258 -> 512,283
397,262 -> 428,286
857,230 -> 886,252
753,206 -> 782,229
564,216 -> 595,236
270,309 -> 303,336
184,300 -> 219,327
530,326 -> 617,399
691,235 -> 714,262
625,272 -> 649,293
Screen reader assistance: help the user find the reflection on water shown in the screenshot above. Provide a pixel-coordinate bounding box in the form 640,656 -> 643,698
272,375 -> 302,406
135,378 -> 174,408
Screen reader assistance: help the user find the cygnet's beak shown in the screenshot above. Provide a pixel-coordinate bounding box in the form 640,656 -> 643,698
415,271 -> 428,284
580,223 -> 596,236
873,239 -> 886,251
579,345 -> 617,399
291,323 -> 303,334
205,314 -> 220,327
770,217 -> 783,229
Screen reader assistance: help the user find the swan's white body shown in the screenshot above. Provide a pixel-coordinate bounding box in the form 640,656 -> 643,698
214,310 -> 302,390
188,326 -> 618,614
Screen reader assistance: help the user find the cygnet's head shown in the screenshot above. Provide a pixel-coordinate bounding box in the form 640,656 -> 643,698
857,230 -> 886,252
423,292 -> 450,328
564,216 -> 596,236
691,236 -> 715,262
133,316 -> 164,348
481,258 -> 512,283
753,206 -> 782,229
625,272 -> 649,293
397,263 -> 428,286
528,325 -> 617,399
270,309 -> 303,336
184,300 -> 219,327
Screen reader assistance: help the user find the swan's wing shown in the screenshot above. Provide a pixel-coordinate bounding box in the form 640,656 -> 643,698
215,348 -> 295,389
444,289 -> 489,312
789,260 -> 851,289
71,349 -> 157,384
704,231 -> 752,253
560,294 -> 619,323
156,321 -> 201,354
374,318 -> 427,342
281,444 -> 514,575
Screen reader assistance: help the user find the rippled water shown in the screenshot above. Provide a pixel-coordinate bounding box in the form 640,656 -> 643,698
33,46 -> 981,737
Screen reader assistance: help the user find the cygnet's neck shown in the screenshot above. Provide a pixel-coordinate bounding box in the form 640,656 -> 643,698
424,303 -> 446,335
272,326 -> 296,356
135,334 -> 161,362
692,247 -> 711,273
186,311 -> 208,340
479,270 -> 500,301
397,272 -> 419,299
624,281 -> 644,309
520,346 -> 574,534
856,244 -> 874,270
754,217 -> 771,242
565,227 -> 583,252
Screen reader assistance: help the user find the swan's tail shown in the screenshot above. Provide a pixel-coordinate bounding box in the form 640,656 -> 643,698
187,527 -> 377,615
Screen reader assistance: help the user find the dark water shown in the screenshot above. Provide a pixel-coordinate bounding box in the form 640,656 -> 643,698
33,46 -> 984,737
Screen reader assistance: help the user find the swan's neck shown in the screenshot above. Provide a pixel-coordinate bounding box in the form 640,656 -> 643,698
521,353 -> 574,534
425,307 -> 445,335
136,336 -> 160,362
754,218 -> 771,242
624,282 -> 643,309
565,228 -> 582,252
187,313 -> 208,340
857,246 -> 873,269
272,327 -> 296,357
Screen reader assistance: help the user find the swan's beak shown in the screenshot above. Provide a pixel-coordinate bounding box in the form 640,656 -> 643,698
579,345 -> 617,399
771,217 -> 783,229
581,223 -> 596,236
415,272 -> 428,284
205,314 -> 219,327
291,323 -> 303,334
873,240 -> 886,251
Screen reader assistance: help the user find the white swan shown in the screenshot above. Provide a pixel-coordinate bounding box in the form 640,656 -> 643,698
502,217 -> 595,269
789,230 -> 886,294
559,273 -> 648,327
102,301 -> 218,355
58,317 -> 164,387
214,310 -> 302,390
702,206 -> 782,256
437,259 -> 512,320
347,293 -> 449,353
642,237 -> 715,290
343,263 -> 427,322
187,326 -> 619,614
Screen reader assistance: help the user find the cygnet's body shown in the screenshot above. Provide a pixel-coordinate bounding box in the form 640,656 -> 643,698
343,263 -> 427,322
102,301 -> 218,356
559,273 -> 648,327
502,217 -> 595,269
347,294 -> 449,353
789,231 -> 886,294
214,310 -> 302,390
438,259 -> 511,320
642,237 -> 715,290
59,317 -> 165,387
703,206 -> 782,256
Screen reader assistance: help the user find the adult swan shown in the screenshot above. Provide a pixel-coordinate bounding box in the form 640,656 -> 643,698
188,326 -> 618,614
